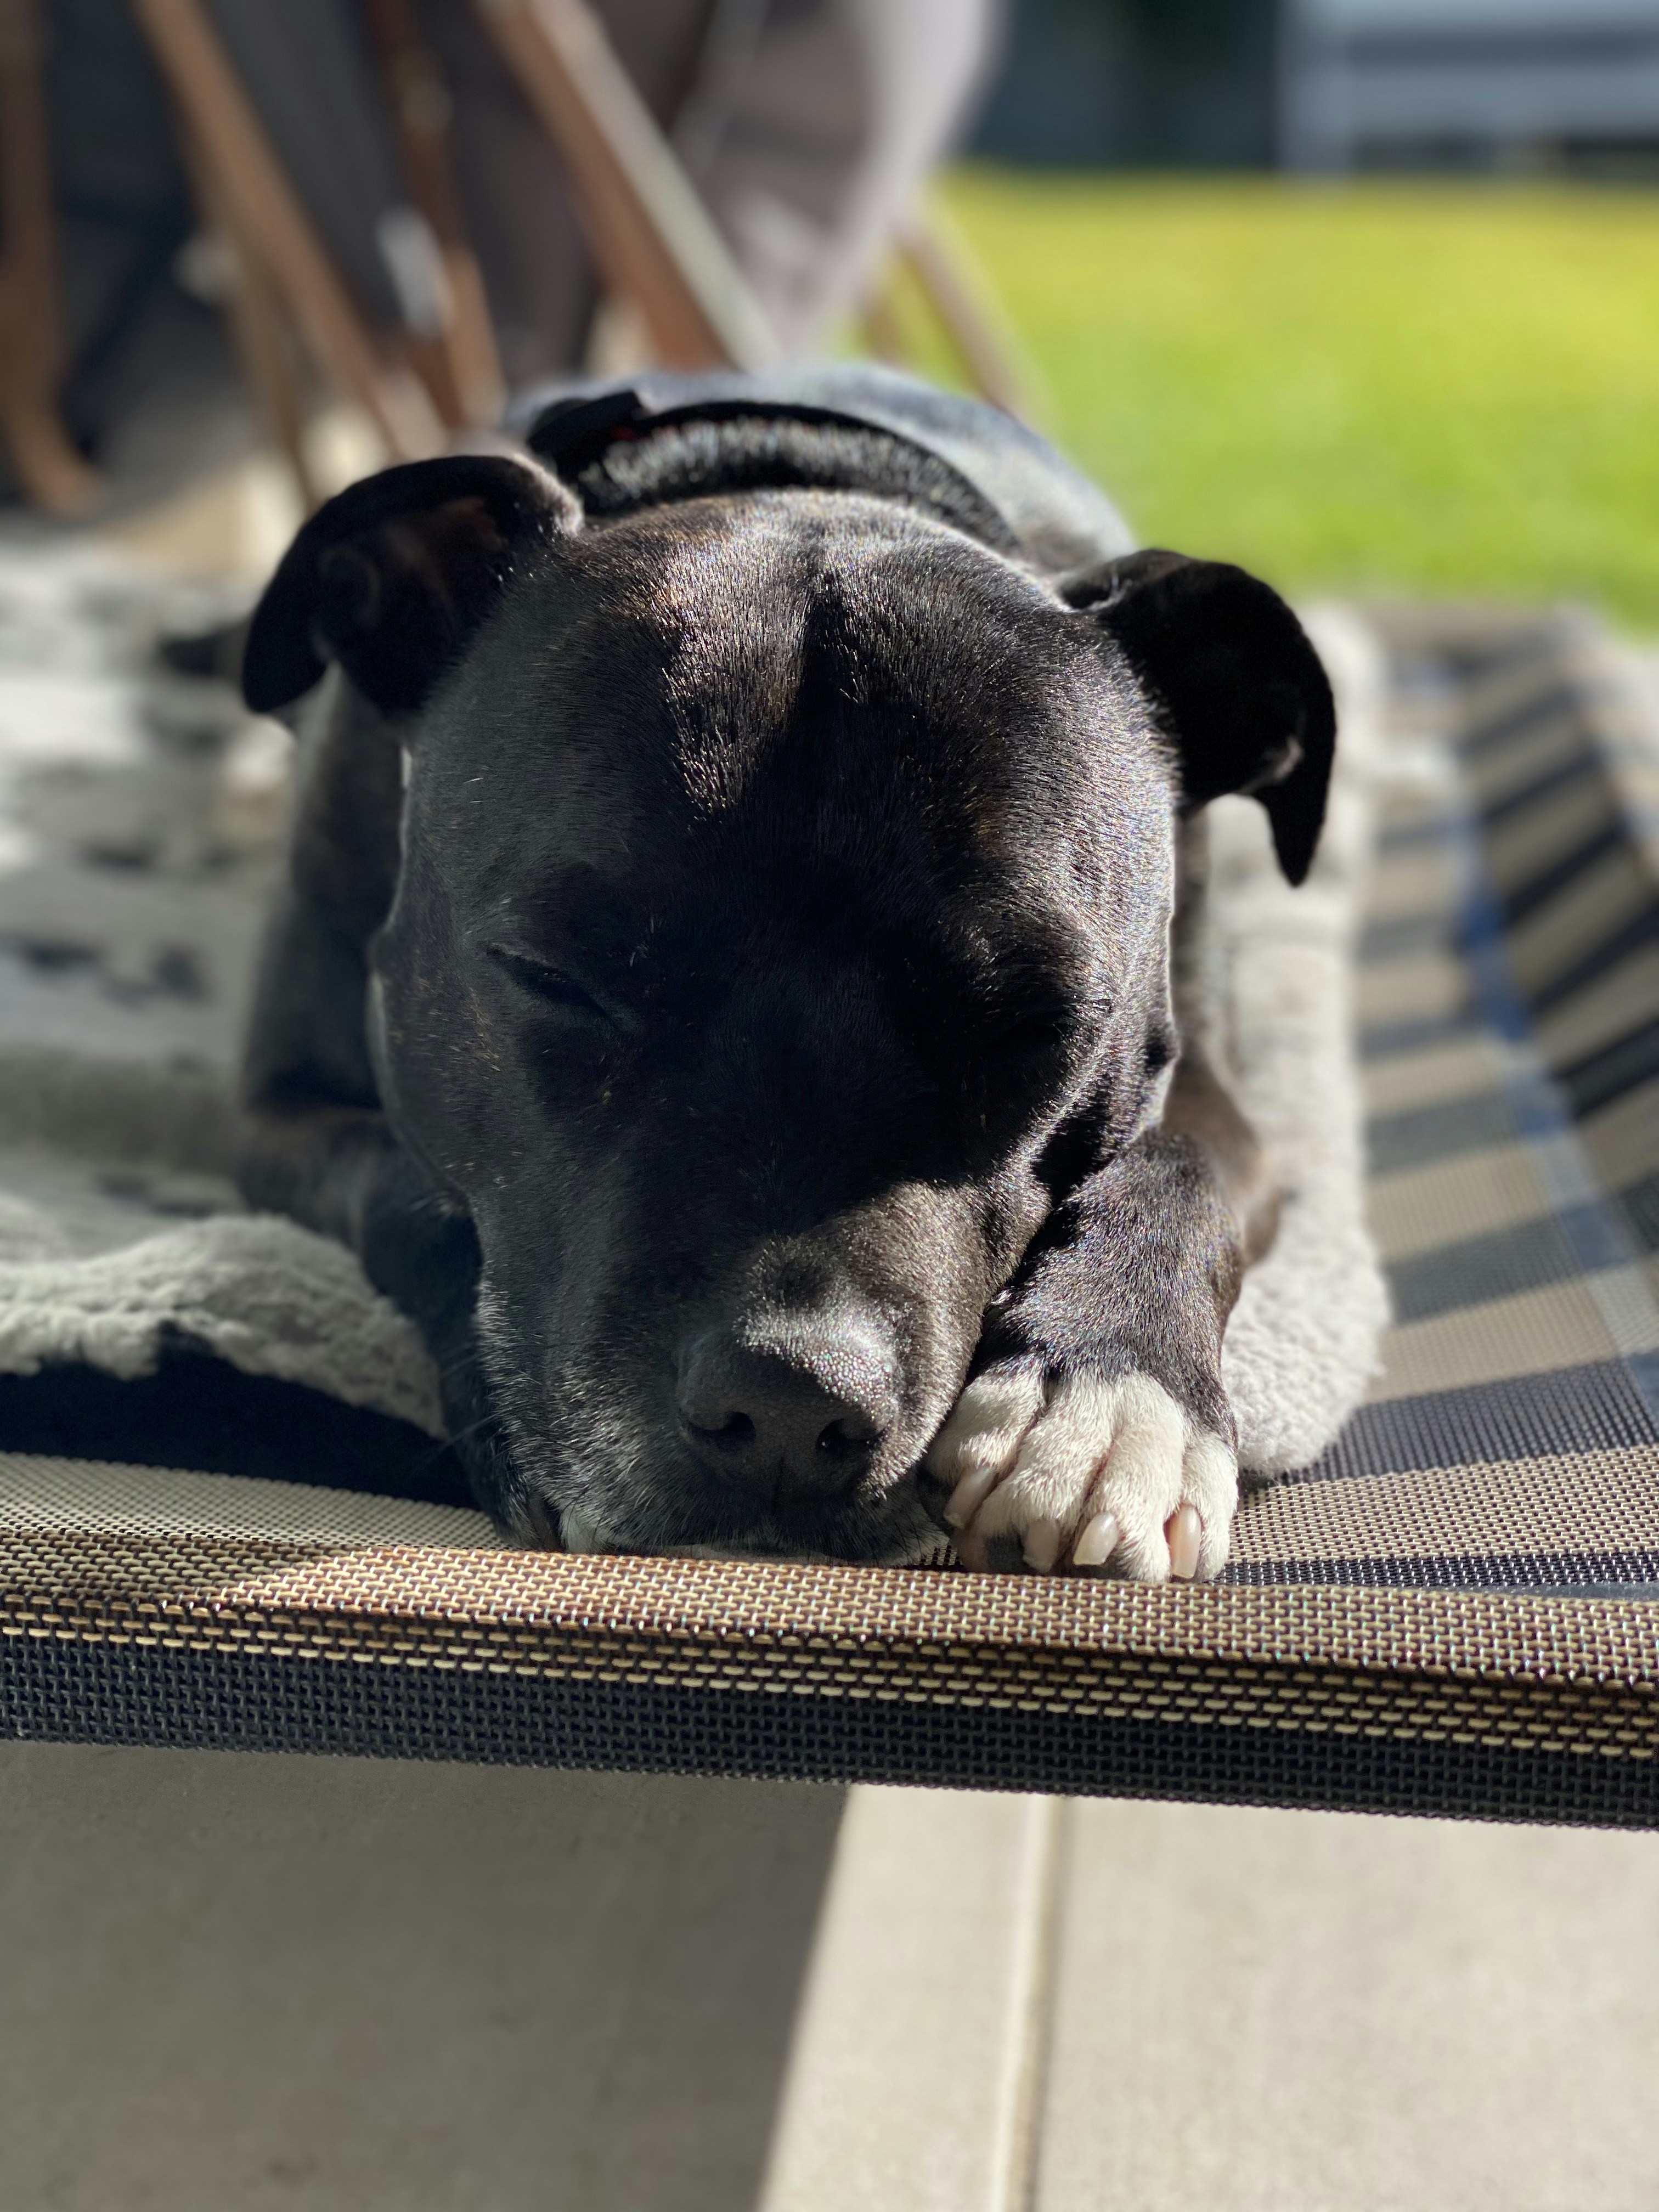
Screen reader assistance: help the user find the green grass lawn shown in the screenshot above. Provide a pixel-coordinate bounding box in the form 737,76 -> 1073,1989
935,171 -> 1659,624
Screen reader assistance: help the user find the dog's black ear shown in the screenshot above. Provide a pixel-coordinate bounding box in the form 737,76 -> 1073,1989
243,454 -> 581,716
1063,549 -> 1335,885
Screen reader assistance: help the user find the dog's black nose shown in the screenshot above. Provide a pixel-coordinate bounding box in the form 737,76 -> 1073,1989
677,1321 -> 900,1494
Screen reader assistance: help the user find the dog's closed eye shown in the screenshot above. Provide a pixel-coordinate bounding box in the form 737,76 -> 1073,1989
487,946 -> 618,1024
986,1008 -> 1077,1058
979,985 -> 1105,1075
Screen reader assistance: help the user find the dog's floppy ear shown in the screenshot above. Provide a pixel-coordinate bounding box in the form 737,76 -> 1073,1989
243,454 -> 581,716
1062,549 -> 1335,885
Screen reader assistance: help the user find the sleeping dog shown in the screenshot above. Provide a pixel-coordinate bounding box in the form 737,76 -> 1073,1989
238,368 -> 1333,1580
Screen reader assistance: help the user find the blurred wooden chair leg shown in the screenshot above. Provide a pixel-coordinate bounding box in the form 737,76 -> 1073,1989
894,206 -> 1037,423
224,234 -> 322,515
473,0 -> 777,372
194,168 -> 323,515
0,0 -> 101,516
0,284 -> 101,516
362,0 -> 505,430
132,0 -> 444,464
857,272 -> 910,371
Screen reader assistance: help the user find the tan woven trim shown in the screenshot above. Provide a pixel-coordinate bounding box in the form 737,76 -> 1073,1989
3,1526 -> 1658,1756
3,1611 -> 1649,1759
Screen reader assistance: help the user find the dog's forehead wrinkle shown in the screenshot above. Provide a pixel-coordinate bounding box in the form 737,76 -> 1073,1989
605,493 -> 1070,819
651,526 -> 814,817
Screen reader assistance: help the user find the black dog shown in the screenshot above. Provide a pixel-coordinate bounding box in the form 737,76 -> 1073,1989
238,368 -> 1332,1580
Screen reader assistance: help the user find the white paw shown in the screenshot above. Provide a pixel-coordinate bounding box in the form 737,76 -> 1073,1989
926,1368 -> 1237,1583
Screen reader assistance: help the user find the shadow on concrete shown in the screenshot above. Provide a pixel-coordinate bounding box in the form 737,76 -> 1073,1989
0,1742 -> 844,2212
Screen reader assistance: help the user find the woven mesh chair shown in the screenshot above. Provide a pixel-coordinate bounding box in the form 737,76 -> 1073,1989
4,598 -> 1655,1831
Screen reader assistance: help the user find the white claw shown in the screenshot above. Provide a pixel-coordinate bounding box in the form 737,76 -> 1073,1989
1167,1503 -> 1202,1581
1073,1512 -> 1120,1568
1022,1518 -> 1063,1572
944,1462 -> 1000,1530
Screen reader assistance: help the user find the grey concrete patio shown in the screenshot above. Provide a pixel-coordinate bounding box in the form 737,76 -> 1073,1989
2,1747 -> 1656,2211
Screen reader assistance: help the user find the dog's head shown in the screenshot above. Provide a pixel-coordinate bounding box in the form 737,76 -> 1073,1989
245,450 -> 1333,1559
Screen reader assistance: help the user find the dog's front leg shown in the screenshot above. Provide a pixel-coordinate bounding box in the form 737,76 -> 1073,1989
240,1104 -> 521,1515
927,1131 -> 1247,1582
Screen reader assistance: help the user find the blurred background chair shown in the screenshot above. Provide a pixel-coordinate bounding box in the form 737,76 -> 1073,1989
2,0 -> 1026,520
0,0 -> 103,514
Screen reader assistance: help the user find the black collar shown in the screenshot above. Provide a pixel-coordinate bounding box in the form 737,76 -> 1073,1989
522,386 -> 1019,555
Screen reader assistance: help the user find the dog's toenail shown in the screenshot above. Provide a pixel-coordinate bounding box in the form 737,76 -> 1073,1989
1073,1512 -> 1119,1568
943,1464 -> 998,1529
1022,1518 -> 1062,1572
1167,1504 -> 1201,1579
954,1523 -> 989,1571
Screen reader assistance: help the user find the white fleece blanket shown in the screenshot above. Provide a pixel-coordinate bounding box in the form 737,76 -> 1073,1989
0,548 -> 1385,1483
1213,605 -> 1393,1478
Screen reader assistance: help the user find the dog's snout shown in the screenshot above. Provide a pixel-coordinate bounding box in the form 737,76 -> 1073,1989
678,1319 -> 900,1494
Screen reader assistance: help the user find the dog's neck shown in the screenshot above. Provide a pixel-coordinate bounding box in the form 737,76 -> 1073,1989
526,399 -> 1020,554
